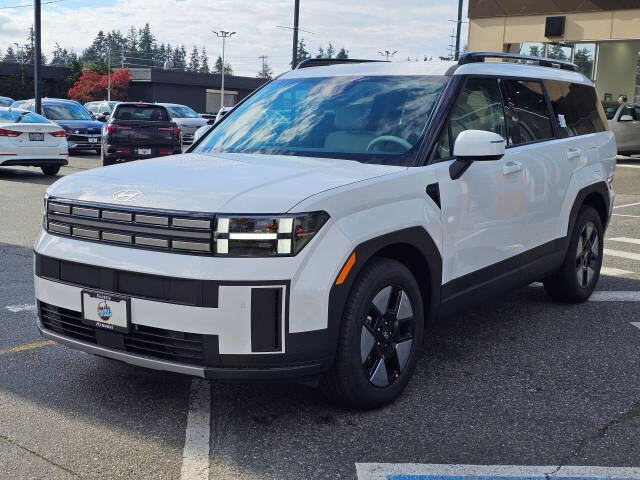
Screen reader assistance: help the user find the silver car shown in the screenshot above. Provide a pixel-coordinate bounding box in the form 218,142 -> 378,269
158,103 -> 208,144
603,102 -> 640,155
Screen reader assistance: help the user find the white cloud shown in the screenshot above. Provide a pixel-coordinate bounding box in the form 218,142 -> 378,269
0,0 -> 469,76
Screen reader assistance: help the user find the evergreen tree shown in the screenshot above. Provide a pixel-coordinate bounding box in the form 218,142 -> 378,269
199,47 -> 210,73
137,23 -> 155,66
188,46 -> 200,71
4,46 -> 17,63
528,45 -> 541,57
547,44 -> 567,60
292,37 -> 310,67
336,47 -> 349,59
50,43 -> 71,65
214,55 -> 233,75
171,45 -> 186,70
126,26 -> 138,62
257,57 -> 273,79
315,43 -> 338,59
24,26 -> 35,64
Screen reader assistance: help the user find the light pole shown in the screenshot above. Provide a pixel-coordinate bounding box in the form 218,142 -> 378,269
34,0 -> 42,114
378,50 -> 397,61
13,43 -> 25,85
213,30 -> 235,111
105,45 -> 111,101
291,0 -> 300,68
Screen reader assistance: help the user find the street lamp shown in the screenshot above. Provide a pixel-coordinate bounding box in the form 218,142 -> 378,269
104,45 -> 111,101
213,30 -> 235,111
14,42 -> 25,85
378,50 -> 397,61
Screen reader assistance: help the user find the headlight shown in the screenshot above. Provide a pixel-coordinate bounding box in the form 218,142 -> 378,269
214,211 -> 329,256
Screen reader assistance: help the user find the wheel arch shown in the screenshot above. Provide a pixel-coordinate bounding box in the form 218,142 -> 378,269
327,227 -> 442,361
566,181 -> 610,252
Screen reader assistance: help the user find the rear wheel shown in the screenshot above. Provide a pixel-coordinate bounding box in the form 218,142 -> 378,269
41,165 -> 60,176
323,258 -> 424,409
101,147 -> 114,166
543,206 -> 603,302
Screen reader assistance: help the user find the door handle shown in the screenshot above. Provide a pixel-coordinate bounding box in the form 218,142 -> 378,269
502,161 -> 523,175
567,147 -> 582,160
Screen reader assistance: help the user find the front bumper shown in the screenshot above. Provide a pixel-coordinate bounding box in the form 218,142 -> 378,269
67,134 -> 101,150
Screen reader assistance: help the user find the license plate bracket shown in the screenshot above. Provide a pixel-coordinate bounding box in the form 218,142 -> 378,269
29,133 -> 44,141
81,290 -> 131,333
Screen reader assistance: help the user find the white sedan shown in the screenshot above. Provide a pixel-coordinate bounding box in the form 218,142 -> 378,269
0,107 -> 68,176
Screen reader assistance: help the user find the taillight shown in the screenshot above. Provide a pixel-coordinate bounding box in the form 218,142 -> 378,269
173,127 -> 181,135
0,128 -> 21,137
158,127 -> 181,136
50,130 -> 66,137
108,125 -> 131,133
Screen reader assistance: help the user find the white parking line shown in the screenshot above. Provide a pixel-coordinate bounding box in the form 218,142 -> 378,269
180,379 -> 211,480
604,248 -> 640,261
631,322 -> 640,330
617,164 -> 640,169
612,214 -> 640,218
355,463 -> 640,480
613,201 -> 640,210
609,237 -> 640,245
590,291 -> 640,301
5,304 -> 37,313
600,267 -> 633,276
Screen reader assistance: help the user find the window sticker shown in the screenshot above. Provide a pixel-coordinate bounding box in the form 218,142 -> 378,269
558,114 -> 567,128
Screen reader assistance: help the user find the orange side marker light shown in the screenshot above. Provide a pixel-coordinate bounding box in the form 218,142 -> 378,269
336,252 -> 356,285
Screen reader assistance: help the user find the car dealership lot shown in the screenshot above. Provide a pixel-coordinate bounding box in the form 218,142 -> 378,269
1,153 -> 640,480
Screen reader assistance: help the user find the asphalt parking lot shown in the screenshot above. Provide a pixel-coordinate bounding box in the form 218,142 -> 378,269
1,153 -> 640,480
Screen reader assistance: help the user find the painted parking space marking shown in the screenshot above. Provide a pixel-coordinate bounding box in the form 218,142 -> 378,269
355,463 -> 640,480
590,291 -> 640,301
600,267 -> 634,276
631,322 -> 640,330
5,304 -> 37,313
604,249 -> 640,262
616,164 -> 640,169
0,340 -> 54,356
612,214 -> 640,218
609,237 -> 640,246
613,202 -> 640,210
180,378 -> 211,480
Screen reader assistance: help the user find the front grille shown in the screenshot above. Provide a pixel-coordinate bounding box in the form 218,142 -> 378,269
46,198 -> 214,255
39,302 -> 209,366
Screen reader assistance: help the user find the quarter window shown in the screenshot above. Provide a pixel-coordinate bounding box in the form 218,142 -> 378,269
432,77 -> 506,160
544,80 -> 607,136
501,79 -> 553,146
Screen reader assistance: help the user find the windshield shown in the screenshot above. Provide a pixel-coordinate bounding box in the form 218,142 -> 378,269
194,75 -> 447,166
43,103 -> 93,121
602,103 -> 619,120
0,110 -> 50,124
167,105 -> 199,118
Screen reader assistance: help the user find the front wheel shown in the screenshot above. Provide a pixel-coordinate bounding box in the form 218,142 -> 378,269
323,258 -> 424,409
543,206 -> 603,302
41,165 -> 60,176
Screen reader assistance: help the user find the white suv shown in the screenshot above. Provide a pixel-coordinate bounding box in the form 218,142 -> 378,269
34,53 -> 616,409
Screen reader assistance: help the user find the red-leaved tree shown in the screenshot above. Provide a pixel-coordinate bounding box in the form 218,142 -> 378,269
68,68 -> 131,103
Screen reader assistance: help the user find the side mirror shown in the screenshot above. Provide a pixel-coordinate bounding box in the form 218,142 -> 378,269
450,129 -> 505,180
619,114 -> 634,122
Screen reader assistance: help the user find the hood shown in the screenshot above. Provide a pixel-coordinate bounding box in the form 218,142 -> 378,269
47,152 -> 405,213
55,119 -> 104,132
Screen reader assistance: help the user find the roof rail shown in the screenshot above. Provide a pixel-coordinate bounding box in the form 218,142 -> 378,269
296,58 -> 386,69
458,52 -> 578,72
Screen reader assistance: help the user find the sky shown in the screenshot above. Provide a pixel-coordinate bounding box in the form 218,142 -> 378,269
0,0 -> 469,77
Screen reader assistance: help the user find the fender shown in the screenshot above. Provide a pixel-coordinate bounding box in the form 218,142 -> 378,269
564,181 -> 610,254
326,226 -> 443,359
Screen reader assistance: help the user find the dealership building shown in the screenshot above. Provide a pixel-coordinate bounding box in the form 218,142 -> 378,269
468,0 -> 640,103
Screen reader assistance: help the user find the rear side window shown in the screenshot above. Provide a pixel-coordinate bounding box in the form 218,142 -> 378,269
432,77 -> 506,160
619,105 -> 638,120
115,106 -> 169,121
544,81 -> 607,137
501,79 -> 554,146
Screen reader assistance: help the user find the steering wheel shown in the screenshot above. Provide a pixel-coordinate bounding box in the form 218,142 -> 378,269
366,135 -> 412,153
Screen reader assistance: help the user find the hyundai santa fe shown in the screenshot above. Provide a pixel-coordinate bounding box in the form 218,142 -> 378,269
34,53 -> 616,409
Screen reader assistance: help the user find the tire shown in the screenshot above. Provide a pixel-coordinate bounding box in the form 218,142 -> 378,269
101,148 -> 114,166
543,205 -> 603,303
41,165 -> 60,176
322,257 -> 425,409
